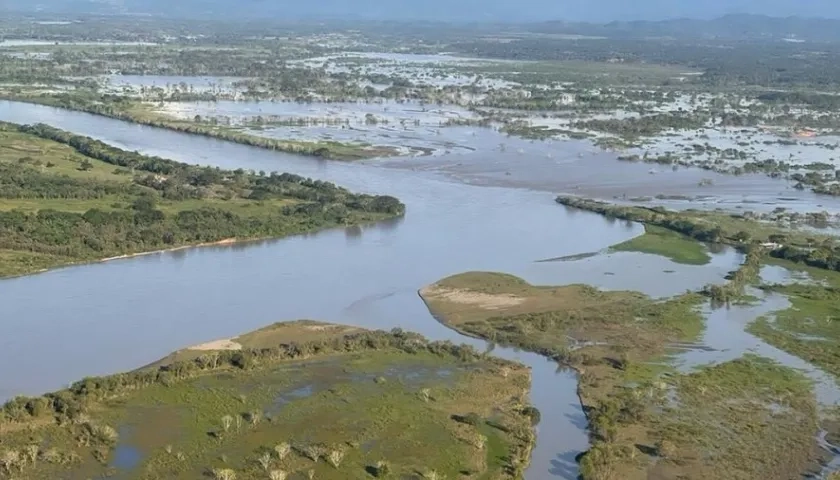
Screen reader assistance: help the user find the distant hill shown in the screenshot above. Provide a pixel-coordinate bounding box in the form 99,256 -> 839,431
5,0 -> 840,23
535,14 -> 840,42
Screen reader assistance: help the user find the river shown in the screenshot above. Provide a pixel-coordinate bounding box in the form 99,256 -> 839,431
0,100 -> 833,479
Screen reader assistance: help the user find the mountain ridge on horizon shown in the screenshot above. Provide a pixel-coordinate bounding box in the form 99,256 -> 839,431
5,0 -> 840,23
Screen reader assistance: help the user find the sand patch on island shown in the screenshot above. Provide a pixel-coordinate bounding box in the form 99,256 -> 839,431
420,286 -> 525,310
188,339 -> 243,351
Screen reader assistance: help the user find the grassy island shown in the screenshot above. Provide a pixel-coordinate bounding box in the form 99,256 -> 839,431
0,122 -> 404,278
420,272 -> 819,480
0,321 -> 535,480
610,225 -> 712,265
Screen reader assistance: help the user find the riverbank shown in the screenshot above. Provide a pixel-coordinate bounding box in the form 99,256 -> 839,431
0,321 -> 536,480
0,94 -> 400,161
0,121 -> 404,278
419,272 -> 823,480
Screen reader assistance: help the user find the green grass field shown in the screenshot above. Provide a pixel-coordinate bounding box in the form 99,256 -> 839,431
611,225 -> 712,265
0,323 -> 534,480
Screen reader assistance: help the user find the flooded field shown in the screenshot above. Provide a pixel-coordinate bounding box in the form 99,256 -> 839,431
103,75 -> 248,95
157,99 -> 482,155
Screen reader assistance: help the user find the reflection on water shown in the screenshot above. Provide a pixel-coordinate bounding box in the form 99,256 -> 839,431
111,426 -> 143,472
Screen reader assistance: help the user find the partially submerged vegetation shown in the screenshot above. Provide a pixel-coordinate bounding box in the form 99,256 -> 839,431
420,272 -> 821,479
750,260 -> 840,379
610,225 -> 712,265
8,17 -> 840,184
0,122 -> 403,277
558,196 -> 840,272
3,94 -> 401,161
0,321 -> 536,479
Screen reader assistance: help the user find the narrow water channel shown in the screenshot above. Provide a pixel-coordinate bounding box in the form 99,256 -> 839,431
0,100 -> 837,478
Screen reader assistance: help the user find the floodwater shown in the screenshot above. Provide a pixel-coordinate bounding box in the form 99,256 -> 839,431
157,99 -> 481,155
0,40 -> 157,47
389,142 -> 840,214
103,75 -> 247,94
0,100 -> 837,478
0,100 -> 637,480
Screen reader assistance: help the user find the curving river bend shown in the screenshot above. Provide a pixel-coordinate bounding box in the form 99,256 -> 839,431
0,100 -> 837,479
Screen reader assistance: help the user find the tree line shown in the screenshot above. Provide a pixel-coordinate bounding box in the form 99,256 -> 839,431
0,122 -> 403,271
0,328 -> 500,425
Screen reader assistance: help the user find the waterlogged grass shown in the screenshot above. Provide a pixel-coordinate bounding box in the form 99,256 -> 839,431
611,225 -> 712,265
125,102 -> 400,161
746,258 -> 840,379
422,272 -> 705,354
749,282 -> 840,379
650,355 -> 818,480
0,324 -> 534,480
421,271 -> 820,480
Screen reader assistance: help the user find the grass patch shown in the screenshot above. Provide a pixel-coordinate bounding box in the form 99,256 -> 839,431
648,355 -> 818,480
0,249 -> 72,277
611,225 -> 712,265
0,323 -> 534,480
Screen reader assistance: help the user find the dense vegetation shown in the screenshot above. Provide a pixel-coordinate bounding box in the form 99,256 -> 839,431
0,122 -> 403,276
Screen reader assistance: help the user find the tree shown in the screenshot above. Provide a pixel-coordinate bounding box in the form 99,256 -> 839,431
326,449 -> 345,468
213,468 -> 236,480
579,443 -> 619,480
0,450 -> 20,474
269,470 -> 287,480
301,444 -> 323,462
24,445 -> 39,465
274,442 -> 291,460
733,231 -> 752,243
258,452 -> 272,471
422,469 -> 441,480
656,439 -> 677,459
374,460 -> 391,478
79,159 -> 94,171
221,415 -> 233,432
419,388 -> 431,402
769,234 -> 789,245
